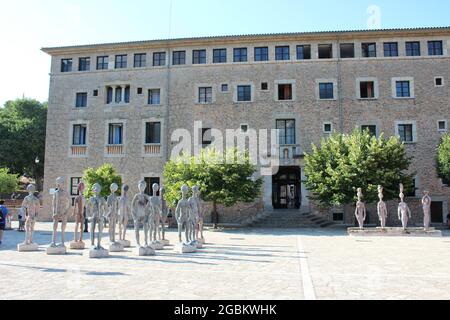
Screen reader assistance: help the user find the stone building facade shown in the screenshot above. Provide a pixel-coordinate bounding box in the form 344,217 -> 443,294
42,27 -> 450,226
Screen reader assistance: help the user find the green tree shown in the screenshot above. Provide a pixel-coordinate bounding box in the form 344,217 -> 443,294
0,168 -> 19,194
437,133 -> 450,185
82,164 -> 122,198
0,98 -> 47,189
304,129 -> 414,207
163,148 -> 263,227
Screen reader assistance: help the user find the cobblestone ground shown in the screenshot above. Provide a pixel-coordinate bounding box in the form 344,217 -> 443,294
0,223 -> 449,300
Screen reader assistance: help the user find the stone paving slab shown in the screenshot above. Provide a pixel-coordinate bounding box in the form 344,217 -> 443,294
0,223 -> 449,300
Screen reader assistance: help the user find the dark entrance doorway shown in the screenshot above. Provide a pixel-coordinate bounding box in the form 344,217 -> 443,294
272,167 -> 301,209
431,202 -> 444,224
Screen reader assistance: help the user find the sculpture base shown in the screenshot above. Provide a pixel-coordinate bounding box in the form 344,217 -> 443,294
17,243 -> 39,252
191,241 -> 203,249
86,248 -> 109,259
136,246 -> 155,256
160,239 -> 170,246
109,242 -> 125,252
70,241 -> 85,250
197,238 -> 205,245
46,245 -> 67,255
150,241 -> 164,250
117,240 -> 131,248
175,243 -> 197,254
348,227 -> 442,237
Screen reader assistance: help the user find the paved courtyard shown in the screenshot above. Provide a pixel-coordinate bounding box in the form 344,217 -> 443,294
0,223 -> 449,300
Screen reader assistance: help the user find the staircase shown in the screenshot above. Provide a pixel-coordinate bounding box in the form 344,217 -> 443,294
246,208 -> 337,228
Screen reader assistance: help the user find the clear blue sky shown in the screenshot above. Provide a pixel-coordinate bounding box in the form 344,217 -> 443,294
0,0 -> 448,106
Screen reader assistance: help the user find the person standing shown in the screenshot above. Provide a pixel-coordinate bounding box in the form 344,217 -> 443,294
0,200 -> 9,245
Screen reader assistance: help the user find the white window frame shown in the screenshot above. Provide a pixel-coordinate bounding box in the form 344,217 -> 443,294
356,77 -> 379,100
142,118 -> 164,157
233,83 -> 254,103
434,76 -> 445,87
105,119 -> 127,157
148,88 -> 162,106
323,122 -> 333,134
196,85 -> 215,104
395,120 -> 417,144
316,79 -> 338,101
68,120 -> 89,158
437,120 -> 448,132
240,123 -> 249,134
392,77 -> 415,99
275,79 -> 296,102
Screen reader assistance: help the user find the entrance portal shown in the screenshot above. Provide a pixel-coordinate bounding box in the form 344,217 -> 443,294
272,167 -> 301,209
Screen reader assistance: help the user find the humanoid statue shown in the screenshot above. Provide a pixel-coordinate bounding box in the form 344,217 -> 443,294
422,190 -> 432,230
131,180 -> 151,248
21,184 -> 40,246
118,185 -> 131,243
398,184 -> 412,230
193,186 -> 205,243
149,183 -> 162,244
377,185 -> 388,229
354,188 -> 366,230
72,182 -> 86,243
106,183 -> 120,244
50,177 -> 71,247
188,186 -> 201,244
86,183 -> 108,250
160,187 -> 169,243
175,185 -> 192,244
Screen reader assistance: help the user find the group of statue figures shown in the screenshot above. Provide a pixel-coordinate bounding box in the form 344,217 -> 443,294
18,177 -> 206,256
354,184 -> 433,231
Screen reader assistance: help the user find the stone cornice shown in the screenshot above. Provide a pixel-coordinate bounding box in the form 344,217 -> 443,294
42,27 -> 450,56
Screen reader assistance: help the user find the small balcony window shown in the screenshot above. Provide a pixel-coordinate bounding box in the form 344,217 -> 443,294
72,124 -> 87,145
108,124 -> 123,145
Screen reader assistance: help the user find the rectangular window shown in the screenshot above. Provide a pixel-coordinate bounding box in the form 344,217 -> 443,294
435,77 -> 444,86
145,122 -> 161,144
276,119 -> 296,145
438,121 -> 447,131
201,128 -> 212,147
323,123 -> 332,134
233,48 -> 247,62
106,87 -> 113,104
340,43 -> 355,58
199,87 -> 213,103
108,124 -> 123,145
144,177 -> 161,196
361,43 -> 377,57
396,81 -> 411,98
261,82 -> 268,91
97,56 -> 108,70
296,45 -> 311,60
153,52 -> 166,66
361,125 -> 377,137
78,57 -> 90,71
124,86 -> 130,103
70,177 -> 82,197
278,84 -> 293,100
72,125 -> 87,145
254,47 -> 269,61
406,42 -> 421,56
213,49 -> 227,63
75,92 -> 87,108
398,124 -> 414,142
148,89 -> 161,105
360,81 -> 375,99
61,59 -> 72,72
319,83 -> 334,99
237,85 -> 251,102
115,55 -> 127,69
221,84 -> 228,92
173,51 -> 186,65
318,44 -> 332,59
134,53 -> 146,68
193,50 -> 207,64
333,212 -> 344,222
115,87 -> 122,103
275,46 -> 290,61
384,42 -> 398,57
428,41 -> 443,56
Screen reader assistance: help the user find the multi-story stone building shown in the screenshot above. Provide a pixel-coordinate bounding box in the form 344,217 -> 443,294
42,27 -> 450,226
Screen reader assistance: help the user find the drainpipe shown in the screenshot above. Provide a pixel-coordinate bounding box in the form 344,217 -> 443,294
336,34 -> 344,133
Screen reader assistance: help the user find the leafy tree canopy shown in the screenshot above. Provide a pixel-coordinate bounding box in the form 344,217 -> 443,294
437,133 -> 450,185
0,168 -> 19,194
82,164 -> 122,199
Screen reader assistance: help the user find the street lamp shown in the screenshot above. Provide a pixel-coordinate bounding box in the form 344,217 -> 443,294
35,157 -> 40,164
34,156 -> 40,192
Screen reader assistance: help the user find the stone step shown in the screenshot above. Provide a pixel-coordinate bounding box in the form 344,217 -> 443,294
247,210 -> 337,229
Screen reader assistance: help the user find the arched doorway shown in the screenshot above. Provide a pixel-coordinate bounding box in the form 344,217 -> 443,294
272,166 -> 301,209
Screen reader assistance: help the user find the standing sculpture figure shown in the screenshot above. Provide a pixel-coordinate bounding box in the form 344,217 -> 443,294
20,184 -> 40,248
50,177 -> 71,249
118,185 -> 131,245
422,190 -> 432,230
175,185 -> 191,244
354,188 -> 366,230
193,187 -> 205,243
160,187 -> 170,245
86,183 -> 108,250
72,182 -> 86,244
149,184 -> 163,248
131,180 -> 151,249
377,186 -> 388,229
398,184 -> 412,230
106,183 -> 120,243
188,186 -> 201,246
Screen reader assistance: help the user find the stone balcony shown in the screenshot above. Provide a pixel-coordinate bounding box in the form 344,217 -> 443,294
71,145 -> 87,156
105,145 -> 124,156
144,143 -> 162,156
